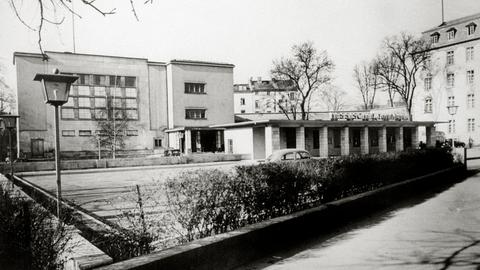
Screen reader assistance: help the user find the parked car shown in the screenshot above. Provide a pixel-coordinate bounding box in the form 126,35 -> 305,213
265,149 -> 311,162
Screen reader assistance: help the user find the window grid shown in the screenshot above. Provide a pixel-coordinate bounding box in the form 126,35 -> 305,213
185,83 -> 205,94
466,47 -> 474,61
431,34 -> 439,44
62,130 -> 75,137
447,73 -> 455,88
448,96 -> 455,106
79,130 -> 92,136
448,120 -> 456,134
467,94 -> 475,109
467,70 -> 475,84
424,98 -> 432,113
78,109 -> 92,119
467,24 -> 476,35
447,29 -> 456,40
424,75 -> 432,90
468,118 -> 475,132
185,109 -> 206,119
61,108 -> 75,119
446,51 -> 454,65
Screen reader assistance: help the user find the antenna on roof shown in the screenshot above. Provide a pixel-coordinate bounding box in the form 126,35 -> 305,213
72,1 -> 76,53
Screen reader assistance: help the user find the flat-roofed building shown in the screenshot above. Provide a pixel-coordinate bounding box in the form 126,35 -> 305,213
13,51 -> 234,158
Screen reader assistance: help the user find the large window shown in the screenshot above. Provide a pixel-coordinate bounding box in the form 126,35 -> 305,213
185,83 -> 205,94
430,33 -> 440,44
446,51 -> 454,65
78,109 -> 91,119
467,94 -> 475,108
467,70 -> 475,84
125,77 -> 136,88
447,73 -> 455,88
467,23 -> 477,36
61,108 -> 75,119
468,118 -> 475,132
185,109 -> 206,119
424,98 -> 432,113
447,28 -> 456,40
466,47 -> 475,61
424,74 -> 432,90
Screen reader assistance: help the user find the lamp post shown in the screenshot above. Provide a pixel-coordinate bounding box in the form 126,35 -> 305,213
447,105 -> 458,148
34,69 -> 78,220
0,114 -> 19,182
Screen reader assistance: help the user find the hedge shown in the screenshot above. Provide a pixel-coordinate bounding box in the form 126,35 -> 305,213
161,148 -> 454,243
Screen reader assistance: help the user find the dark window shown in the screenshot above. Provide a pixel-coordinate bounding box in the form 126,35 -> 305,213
185,109 -> 206,119
154,138 -> 162,148
126,130 -> 138,136
79,130 -> 92,136
109,76 -> 121,87
125,76 -> 136,87
283,153 -> 295,160
93,75 -> 105,86
353,129 -> 361,147
370,130 -> 379,147
333,129 -> 341,148
185,83 -> 205,94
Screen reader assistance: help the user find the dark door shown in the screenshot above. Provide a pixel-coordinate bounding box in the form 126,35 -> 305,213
31,139 -> 44,157
286,128 -> 296,148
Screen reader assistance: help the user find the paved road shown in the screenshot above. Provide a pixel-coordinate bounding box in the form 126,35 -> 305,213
19,161 -> 245,222
240,171 -> 480,270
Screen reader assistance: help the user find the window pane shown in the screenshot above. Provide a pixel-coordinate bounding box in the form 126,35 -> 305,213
125,77 -> 136,87
78,109 -> 92,119
61,108 -> 75,119
126,109 -> 138,119
62,130 -> 75,137
185,83 -> 205,94
94,86 -> 106,96
64,98 -> 75,107
93,75 -> 105,86
125,88 -> 137,98
111,88 -> 123,97
112,99 -> 123,108
126,130 -> 138,136
109,76 -> 121,87
95,110 -> 107,119
79,130 -> 92,136
78,97 -> 90,107
95,98 -> 106,108
78,85 -> 90,96
125,99 -> 137,108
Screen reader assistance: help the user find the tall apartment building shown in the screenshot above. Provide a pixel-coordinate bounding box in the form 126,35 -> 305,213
414,13 -> 480,146
14,51 -> 234,158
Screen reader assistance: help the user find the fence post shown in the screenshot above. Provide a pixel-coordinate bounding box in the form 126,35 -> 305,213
464,147 -> 467,170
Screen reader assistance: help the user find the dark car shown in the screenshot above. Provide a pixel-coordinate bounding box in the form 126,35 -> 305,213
265,149 -> 311,162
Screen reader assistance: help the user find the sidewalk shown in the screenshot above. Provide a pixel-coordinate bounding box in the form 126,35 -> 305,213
241,171 -> 480,270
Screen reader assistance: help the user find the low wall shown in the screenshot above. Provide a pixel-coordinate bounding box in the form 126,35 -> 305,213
94,165 -> 464,270
0,175 -> 113,270
0,153 -> 249,173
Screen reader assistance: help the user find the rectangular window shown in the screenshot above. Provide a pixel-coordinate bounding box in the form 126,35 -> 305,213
448,120 -> 456,133
94,98 -> 106,108
447,73 -> 455,88
62,130 -> 75,137
125,99 -> 137,108
467,94 -> 475,108
126,109 -> 138,120
78,97 -> 90,107
255,100 -> 260,109
111,88 -> 122,97
424,98 -> 432,113
240,98 -> 246,105
94,110 -> 107,119
78,109 -> 92,119
108,76 -> 121,87
447,30 -> 456,40
468,118 -> 476,132
94,86 -> 106,96
333,129 -> 341,148
125,77 -> 136,87
126,130 -> 138,136
154,138 -> 162,148
79,130 -> 92,136
466,47 -> 474,61
93,75 -> 105,86
185,109 -> 206,119
370,130 -> 379,147
467,24 -> 476,35
184,83 -> 205,94
78,85 -> 90,96
112,98 -> 123,108
467,70 -> 475,84
431,34 -> 439,44
125,88 -> 137,98
424,76 -> 432,90
78,74 -> 89,85
446,51 -> 454,65
448,96 -> 455,106
289,92 -> 295,100
61,108 -> 75,119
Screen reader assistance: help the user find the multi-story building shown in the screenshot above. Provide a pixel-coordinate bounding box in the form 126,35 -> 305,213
234,77 -> 296,114
13,51 -> 234,158
414,13 -> 480,146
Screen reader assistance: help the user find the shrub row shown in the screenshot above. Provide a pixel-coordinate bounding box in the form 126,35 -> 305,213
162,148 -> 454,243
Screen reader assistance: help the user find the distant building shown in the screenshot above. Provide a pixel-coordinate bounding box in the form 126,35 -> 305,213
414,13 -> 480,146
14,51 -> 234,158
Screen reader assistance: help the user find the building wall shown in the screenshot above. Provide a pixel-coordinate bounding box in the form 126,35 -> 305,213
224,127 -> 253,156
168,63 -> 234,128
234,92 -> 254,113
252,127 -> 266,159
414,14 -> 480,145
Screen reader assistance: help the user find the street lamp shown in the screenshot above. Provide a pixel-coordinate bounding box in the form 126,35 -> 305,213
447,104 -> 458,148
0,114 -> 19,182
34,69 -> 78,220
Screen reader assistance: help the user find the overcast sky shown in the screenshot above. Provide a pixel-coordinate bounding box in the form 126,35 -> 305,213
1,0 -> 480,105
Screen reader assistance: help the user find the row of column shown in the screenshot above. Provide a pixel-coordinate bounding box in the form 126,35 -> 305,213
265,125 -> 436,158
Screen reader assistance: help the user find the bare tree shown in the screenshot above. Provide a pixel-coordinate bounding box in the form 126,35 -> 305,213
322,85 -> 346,112
373,53 -> 399,107
8,0 -> 154,56
373,33 -> 431,120
271,41 -> 334,120
353,61 -> 379,110
0,64 -> 16,114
